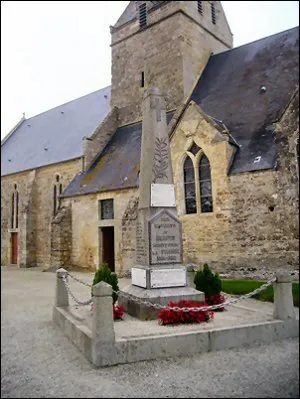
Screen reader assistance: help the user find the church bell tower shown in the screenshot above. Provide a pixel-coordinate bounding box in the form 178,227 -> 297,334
110,1 -> 233,125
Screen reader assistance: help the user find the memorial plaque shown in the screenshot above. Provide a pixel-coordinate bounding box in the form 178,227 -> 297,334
150,268 -> 186,288
151,184 -> 176,207
149,210 -> 182,264
132,268 -> 147,288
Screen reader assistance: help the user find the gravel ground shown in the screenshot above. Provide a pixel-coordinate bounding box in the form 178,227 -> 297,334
1,266 -> 299,398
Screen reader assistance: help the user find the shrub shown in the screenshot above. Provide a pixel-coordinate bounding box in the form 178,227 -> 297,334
158,300 -> 214,325
92,262 -> 119,304
194,264 -> 225,310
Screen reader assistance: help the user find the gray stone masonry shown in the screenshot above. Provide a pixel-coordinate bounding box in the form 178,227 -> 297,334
52,268 -> 299,368
119,87 -> 204,319
55,268 -> 69,307
274,271 -> 296,320
91,281 -> 116,367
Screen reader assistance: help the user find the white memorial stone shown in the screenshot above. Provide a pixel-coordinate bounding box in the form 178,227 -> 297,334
150,268 -> 186,288
150,184 -> 176,207
132,268 -> 147,288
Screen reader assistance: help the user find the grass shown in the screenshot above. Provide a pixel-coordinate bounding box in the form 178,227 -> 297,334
221,279 -> 299,307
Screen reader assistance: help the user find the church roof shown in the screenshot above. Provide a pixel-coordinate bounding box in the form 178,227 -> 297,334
190,26 -> 299,174
62,112 -> 174,197
1,86 -> 111,176
63,26 -> 299,197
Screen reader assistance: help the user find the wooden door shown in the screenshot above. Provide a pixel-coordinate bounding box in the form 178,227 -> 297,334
102,227 -> 115,272
11,232 -> 18,264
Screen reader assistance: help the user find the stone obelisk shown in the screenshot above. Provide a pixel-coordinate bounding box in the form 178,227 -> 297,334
119,88 -> 204,319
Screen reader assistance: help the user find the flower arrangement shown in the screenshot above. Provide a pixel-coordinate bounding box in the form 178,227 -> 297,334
113,304 -> 125,320
206,293 -> 225,311
158,300 -> 214,325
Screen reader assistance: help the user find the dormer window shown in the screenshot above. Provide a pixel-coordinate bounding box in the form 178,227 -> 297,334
139,3 -> 147,29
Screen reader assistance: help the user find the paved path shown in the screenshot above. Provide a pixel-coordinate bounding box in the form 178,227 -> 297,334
1,266 -> 299,398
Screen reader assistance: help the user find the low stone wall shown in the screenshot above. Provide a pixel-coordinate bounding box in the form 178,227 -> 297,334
53,269 -> 298,367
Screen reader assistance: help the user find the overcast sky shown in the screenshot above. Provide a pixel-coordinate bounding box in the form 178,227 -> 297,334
1,1 -> 299,139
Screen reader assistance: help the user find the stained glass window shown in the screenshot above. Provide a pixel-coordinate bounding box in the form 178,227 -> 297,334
184,156 -> 196,214
199,155 -> 213,213
189,142 -> 201,155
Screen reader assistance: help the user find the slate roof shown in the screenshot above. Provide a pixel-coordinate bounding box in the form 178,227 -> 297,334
1,86 -> 111,176
190,26 -> 299,174
63,27 -> 299,197
62,112 -> 174,197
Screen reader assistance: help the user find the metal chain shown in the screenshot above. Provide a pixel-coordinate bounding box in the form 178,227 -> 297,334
62,275 -> 92,306
67,272 -> 92,288
65,271 -> 277,312
112,278 -> 276,312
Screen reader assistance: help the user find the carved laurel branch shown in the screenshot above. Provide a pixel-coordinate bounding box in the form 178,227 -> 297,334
152,137 -> 168,182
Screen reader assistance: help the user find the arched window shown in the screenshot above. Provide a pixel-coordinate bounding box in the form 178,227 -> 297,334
183,142 -> 213,214
199,155 -> 213,213
184,156 -> 196,214
53,175 -> 62,215
11,184 -> 19,229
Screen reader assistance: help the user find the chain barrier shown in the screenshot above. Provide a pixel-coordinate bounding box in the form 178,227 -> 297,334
62,275 -> 93,306
67,272 -> 92,288
64,271 -> 278,312
111,277 -> 277,312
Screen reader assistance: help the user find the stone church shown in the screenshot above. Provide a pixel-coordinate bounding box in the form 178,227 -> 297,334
1,1 -> 299,277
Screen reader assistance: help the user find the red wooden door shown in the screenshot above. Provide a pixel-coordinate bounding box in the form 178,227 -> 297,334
11,232 -> 18,264
102,227 -> 115,272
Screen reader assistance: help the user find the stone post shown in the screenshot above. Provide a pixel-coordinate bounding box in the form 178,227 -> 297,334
91,281 -> 116,367
273,271 -> 295,320
55,268 -> 69,307
186,265 -> 196,288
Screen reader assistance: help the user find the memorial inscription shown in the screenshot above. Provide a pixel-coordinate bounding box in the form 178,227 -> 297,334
136,221 -> 147,264
149,210 -> 182,264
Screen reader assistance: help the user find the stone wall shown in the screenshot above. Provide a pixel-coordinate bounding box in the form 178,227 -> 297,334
120,195 -> 139,276
1,158 -> 82,267
83,107 -> 119,171
111,1 -> 232,125
51,205 -> 72,267
169,94 -> 299,276
1,169 -> 37,266
170,101 -> 237,270
66,188 -> 138,272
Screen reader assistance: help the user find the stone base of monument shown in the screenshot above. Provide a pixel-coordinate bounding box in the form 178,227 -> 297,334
118,284 -> 205,321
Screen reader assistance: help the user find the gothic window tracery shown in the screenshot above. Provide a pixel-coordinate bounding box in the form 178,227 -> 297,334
183,143 -> 213,214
